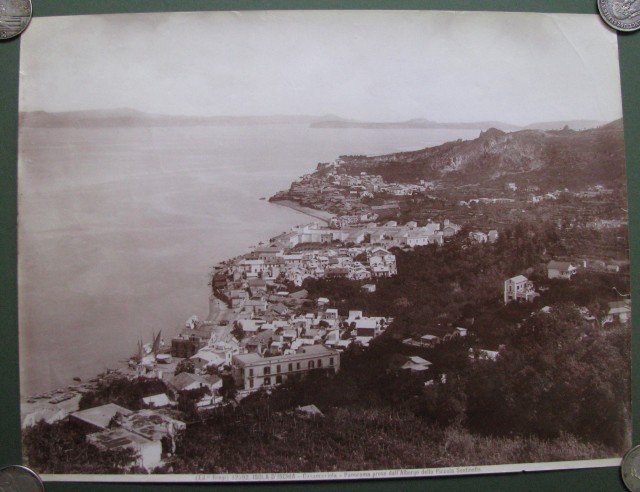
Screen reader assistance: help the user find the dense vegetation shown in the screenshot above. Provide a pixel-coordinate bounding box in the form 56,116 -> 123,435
78,377 -> 169,411
165,406 -> 613,473
23,420 -> 138,474
161,305 -> 628,473
302,220 -> 629,343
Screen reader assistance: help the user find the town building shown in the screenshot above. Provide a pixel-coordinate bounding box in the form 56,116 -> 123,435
503,275 -> 539,304
69,403 -> 132,432
169,372 -> 222,394
469,348 -> 500,362
420,334 -> 440,347
547,260 -> 577,280
468,231 -> 488,244
141,393 -> 172,408
605,300 -> 632,325
84,407 -> 187,471
115,409 -> 186,453
400,356 -> 432,373
87,427 -> 162,470
231,345 -> 340,392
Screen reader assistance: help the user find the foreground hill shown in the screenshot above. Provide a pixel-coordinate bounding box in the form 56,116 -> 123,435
333,119 -> 626,190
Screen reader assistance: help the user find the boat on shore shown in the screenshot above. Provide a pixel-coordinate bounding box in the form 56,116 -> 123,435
49,393 -> 74,404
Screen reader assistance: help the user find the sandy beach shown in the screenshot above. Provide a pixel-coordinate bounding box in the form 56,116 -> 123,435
271,199 -> 335,225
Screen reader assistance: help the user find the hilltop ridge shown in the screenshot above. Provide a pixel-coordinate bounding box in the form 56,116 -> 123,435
330,119 -> 625,189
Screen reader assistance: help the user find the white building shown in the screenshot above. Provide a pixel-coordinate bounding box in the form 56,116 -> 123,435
232,345 -> 340,392
504,275 -> 539,304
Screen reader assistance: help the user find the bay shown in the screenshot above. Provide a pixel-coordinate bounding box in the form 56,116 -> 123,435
18,123 -> 480,394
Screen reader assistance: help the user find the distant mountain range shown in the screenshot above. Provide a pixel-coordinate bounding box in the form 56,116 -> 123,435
331,119 -> 626,190
18,109 -> 341,128
310,117 -> 525,131
19,108 -> 609,132
310,117 -> 608,132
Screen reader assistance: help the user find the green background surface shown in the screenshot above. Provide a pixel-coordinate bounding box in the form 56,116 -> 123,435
0,1 -> 638,490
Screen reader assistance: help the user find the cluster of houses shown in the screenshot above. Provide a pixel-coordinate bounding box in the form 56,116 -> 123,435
402,327 -> 500,365
272,219 -> 461,251
329,213 -> 379,229
312,167 -> 429,198
504,262 -> 631,326
170,306 -> 392,386
458,197 -> 515,207
68,353 -> 247,471
68,385 -> 195,470
456,186 -> 616,209
403,326 -> 469,349
547,258 -> 626,278
271,165 -> 434,216
504,257 -> 619,305
226,243 -> 398,287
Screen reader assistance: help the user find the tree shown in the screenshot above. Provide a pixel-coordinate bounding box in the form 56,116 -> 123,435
175,359 -> 196,376
219,373 -> 237,400
78,377 -> 168,411
231,323 -> 245,341
178,387 -> 210,422
464,304 -> 630,451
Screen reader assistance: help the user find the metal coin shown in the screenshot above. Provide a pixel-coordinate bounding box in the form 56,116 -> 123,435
0,0 -> 32,40
622,445 -> 640,491
598,0 -> 640,32
0,465 -> 44,492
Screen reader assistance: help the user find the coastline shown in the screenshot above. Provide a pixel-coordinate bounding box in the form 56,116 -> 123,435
270,199 -> 335,225
20,199 -> 330,407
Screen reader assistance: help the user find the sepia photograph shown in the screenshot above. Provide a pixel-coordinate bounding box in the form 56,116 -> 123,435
17,10 -> 631,481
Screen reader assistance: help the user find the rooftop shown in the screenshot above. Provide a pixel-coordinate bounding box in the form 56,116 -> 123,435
233,344 -> 338,367
548,260 -> 575,270
508,274 -> 529,283
70,403 -> 132,430
87,427 -> 150,450
407,356 -> 430,365
232,353 -> 263,366
170,372 -> 218,391
141,393 -> 172,408
118,409 -> 186,441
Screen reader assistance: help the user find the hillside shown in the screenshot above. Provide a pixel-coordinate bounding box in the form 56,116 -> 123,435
333,119 -> 626,189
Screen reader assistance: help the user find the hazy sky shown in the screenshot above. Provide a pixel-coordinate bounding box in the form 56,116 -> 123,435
19,10 -> 623,125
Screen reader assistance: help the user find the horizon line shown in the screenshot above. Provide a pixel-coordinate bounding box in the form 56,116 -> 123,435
18,107 -> 621,129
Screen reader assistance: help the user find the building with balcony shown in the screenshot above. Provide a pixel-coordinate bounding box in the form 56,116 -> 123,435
231,345 -> 340,392
504,275 -> 539,304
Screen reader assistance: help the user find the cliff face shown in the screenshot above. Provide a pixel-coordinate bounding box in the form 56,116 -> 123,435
335,120 -> 626,189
